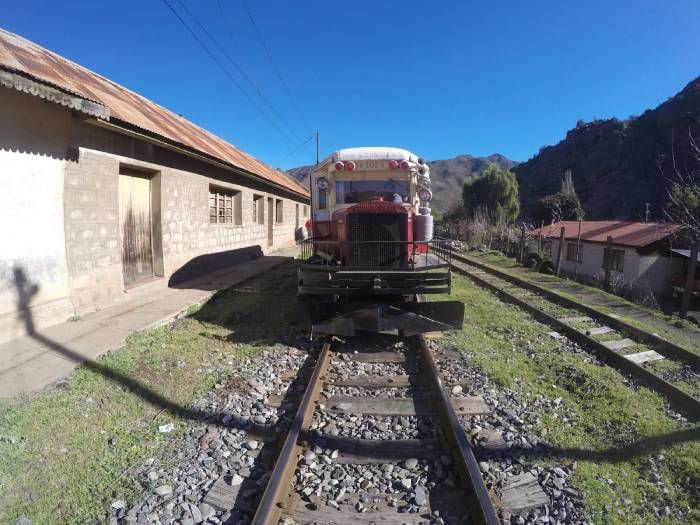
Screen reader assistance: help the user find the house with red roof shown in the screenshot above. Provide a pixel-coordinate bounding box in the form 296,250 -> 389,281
0,29 -> 309,343
528,221 -> 689,298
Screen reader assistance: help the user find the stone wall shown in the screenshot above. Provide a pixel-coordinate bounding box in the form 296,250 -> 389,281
0,86 -> 308,343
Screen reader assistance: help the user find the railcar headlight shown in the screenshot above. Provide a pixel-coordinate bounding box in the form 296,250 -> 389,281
418,188 -> 433,202
317,177 -> 329,190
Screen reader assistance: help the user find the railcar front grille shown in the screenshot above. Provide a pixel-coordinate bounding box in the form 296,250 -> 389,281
347,213 -> 406,267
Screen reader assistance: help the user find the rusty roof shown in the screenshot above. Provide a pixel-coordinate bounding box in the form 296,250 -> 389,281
532,221 -> 685,247
0,29 -> 308,198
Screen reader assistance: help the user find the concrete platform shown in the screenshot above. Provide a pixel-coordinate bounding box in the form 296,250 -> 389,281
0,247 -> 298,397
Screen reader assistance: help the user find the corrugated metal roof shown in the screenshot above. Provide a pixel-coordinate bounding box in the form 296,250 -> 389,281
0,29 -> 308,198
532,221 -> 684,247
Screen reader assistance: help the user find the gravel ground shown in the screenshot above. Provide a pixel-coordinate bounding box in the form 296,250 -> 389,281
431,338 -> 589,525
289,452 -> 465,522
323,384 -> 429,399
310,410 -> 442,440
328,358 -> 414,380
109,340 -> 312,525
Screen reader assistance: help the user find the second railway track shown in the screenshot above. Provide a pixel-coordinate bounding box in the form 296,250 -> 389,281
252,334 -> 500,525
447,250 -> 700,420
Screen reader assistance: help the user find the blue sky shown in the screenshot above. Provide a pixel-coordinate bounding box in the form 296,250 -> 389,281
3,1 -> 699,169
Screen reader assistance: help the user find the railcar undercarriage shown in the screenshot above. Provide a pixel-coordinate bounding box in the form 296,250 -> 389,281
298,240 -> 464,336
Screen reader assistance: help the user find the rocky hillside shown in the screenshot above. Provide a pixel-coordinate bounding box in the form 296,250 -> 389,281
286,153 -> 517,217
515,76 -> 700,220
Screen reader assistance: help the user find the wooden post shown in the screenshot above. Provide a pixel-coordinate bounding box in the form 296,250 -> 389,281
574,219 -> 582,281
680,244 -> 698,319
555,227 -> 565,276
604,236 -> 613,292
518,226 -> 526,264
537,223 -> 543,256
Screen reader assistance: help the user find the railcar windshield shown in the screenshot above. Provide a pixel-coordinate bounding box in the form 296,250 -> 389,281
335,179 -> 410,204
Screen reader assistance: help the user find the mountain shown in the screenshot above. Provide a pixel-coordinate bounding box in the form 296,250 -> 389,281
286,153 -> 517,216
515,76 -> 700,221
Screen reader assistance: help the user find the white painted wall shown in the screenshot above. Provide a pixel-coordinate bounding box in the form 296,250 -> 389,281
552,239 -> 677,296
0,149 -> 73,342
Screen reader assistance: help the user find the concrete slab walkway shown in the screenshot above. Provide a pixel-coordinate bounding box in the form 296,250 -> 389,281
0,247 -> 298,397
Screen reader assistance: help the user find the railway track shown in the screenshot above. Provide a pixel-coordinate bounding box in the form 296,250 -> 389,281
251,334 -> 500,525
447,250 -> 700,421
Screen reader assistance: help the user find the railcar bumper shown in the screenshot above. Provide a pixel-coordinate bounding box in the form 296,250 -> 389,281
298,264 -> 452,296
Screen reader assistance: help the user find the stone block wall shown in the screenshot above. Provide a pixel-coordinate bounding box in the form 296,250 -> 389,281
63,150 -> 124,311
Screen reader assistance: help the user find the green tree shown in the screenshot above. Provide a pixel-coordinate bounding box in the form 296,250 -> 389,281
462,165 -> 520,225
532,192 -> 584,225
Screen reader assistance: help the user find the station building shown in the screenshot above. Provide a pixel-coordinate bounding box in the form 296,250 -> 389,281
0,29 -> 309,344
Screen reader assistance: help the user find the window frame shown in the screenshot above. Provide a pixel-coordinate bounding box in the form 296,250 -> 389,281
275,199 -> 283,224
566,242 -> 583,263
253,194 -> 265,225
603,248 -> 625,272
209,186 -> 242,226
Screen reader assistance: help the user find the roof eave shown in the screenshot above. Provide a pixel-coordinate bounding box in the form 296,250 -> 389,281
87,118 -> 309,201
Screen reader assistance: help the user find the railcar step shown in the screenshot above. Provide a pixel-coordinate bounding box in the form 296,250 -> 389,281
321,395 -> 489,416
623,350 -> 665,364
307,436 -> 441,464
601,338 -> 637,350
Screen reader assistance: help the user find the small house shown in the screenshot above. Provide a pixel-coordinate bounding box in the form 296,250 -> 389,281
528,221 -> 686,297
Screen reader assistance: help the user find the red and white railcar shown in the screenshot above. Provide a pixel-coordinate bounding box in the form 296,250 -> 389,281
298,147 -> 463,336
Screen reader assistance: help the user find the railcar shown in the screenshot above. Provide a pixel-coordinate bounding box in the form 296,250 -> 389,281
298,147 -> 464,336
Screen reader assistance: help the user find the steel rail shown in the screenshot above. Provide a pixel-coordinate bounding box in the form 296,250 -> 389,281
449,259 -> 700,420
413,334 -> 501,525
451,251 -> 700,368
252,341 -> 333,525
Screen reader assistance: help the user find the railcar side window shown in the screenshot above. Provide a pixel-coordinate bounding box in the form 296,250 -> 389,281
318,189 -> 327,210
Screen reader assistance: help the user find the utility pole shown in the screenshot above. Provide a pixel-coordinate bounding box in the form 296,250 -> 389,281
680,244 -> 698,319
644,203 -> 650,223
604,236 -> 613,292
315,131 -> 320,165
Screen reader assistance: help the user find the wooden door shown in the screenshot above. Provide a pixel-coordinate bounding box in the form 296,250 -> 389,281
267,197 -> 274,246
119,173 -> 154,286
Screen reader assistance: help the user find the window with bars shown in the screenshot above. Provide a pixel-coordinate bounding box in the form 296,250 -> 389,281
275,199 -> 283,223
566,242 -> 583,262
209,187 -> 241,225
602,248 -> 625,272
253,194 -> 264,224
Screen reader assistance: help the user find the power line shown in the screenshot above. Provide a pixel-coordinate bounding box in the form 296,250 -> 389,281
276,134 -> 315,167
215,0 -> 240,50
161,0 -> 304,162
240,0 -> 313,134
172,0 -> 307,146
